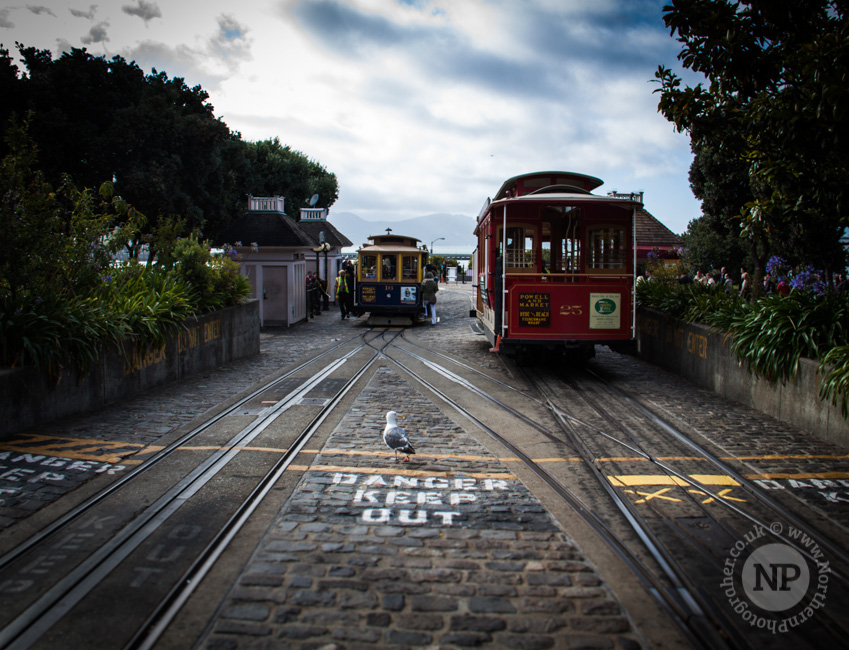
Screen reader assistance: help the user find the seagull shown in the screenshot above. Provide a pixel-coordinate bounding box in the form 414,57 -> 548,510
383,411 -> 415,462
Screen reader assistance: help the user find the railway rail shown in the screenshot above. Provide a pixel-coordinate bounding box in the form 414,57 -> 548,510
0,330 -> 398,650
386,331 -> 849,649
1,289 -> 847,649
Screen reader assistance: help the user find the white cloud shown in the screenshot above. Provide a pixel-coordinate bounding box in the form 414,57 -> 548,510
2,0 -> 701,233
28,6 -> 57,17
122,0 -> 162,24
70,5 -> 97,20
81,20 -> 109,44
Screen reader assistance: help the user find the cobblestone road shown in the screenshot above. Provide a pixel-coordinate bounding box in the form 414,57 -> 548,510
200,365 -> 641,649
2,283 -> 849,649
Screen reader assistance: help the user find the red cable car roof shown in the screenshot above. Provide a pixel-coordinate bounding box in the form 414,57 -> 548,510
493,171 -> 604,200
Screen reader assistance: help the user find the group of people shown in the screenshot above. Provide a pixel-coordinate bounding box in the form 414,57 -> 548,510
640,266 -> 794,299
305,272 -> 327,318
305,261 -> 356,321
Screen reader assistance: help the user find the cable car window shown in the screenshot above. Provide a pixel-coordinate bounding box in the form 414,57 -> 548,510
554,206 -> 581,276
502,227 -> 535,268
588,228 -> 625,270
401,255 -> 419,280
381,254 -> 398,281
361,255 -> 377,279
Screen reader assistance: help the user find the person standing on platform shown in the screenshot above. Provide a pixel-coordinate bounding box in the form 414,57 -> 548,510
335,269 -> 350,319
318,274 -> 329,311
306,272 -> 316,319
421,272 -> 439,325
343,266 -> 355,317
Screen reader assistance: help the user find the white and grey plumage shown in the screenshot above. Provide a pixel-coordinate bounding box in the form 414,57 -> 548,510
383,411 -> 415,462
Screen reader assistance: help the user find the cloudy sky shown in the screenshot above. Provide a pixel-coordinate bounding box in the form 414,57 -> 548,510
1,0 -> 703,235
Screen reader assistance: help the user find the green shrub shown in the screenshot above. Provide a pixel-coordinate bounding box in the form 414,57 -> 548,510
208,255 -> 252,310
103,262 -> 195,348
1,121 -> 251,378
820,346 -> 849,418
638,280 -> 849,417
0,293 -> 123,377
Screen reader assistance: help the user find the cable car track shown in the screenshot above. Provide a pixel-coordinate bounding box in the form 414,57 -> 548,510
382,338 -> 849,649
2,313 -> 846,650
524,365 -> 849,649
0,330 -> 369,572
380,342 -> 725,649
0,329 -> 401,650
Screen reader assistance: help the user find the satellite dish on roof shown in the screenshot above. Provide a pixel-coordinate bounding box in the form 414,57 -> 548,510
309,194 -> 319,207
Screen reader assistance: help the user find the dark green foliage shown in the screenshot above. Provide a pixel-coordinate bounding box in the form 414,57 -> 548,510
637,280 -> 849,416
683,141 -> 754,275
162,235 -> 251,312
0,43 -> 332,378
0,122 -> 250,377
0,45 -> 340,245
723,293 -> 849,384
0,293 -> 120,378
820,346 -> 849,418
240,138 -> 339,215
102,262 -> 195,348
656,0 -> 848,288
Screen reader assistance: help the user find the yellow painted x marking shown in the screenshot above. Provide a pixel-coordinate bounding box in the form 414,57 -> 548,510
688,488 -> 746,504
623,487 -> 681,503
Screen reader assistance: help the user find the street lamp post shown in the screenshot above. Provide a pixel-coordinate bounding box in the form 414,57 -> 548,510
313,241 -> 332,309
430,237 -> 445,282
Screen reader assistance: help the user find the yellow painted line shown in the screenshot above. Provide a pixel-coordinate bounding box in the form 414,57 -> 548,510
6,432 -> 849,479
596,456 -> 704,462
0,434 -> 163,464
608,474 -> 741,487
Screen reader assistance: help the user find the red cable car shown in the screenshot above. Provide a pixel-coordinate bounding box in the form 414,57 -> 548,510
473,171 -> 641,359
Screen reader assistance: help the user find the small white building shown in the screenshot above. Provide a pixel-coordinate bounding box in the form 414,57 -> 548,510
216,196 -> 352,327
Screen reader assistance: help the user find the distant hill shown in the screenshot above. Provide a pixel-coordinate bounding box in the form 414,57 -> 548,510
329,212 -> 477,253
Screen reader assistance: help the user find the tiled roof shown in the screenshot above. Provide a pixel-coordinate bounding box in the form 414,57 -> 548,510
636,208 -> 682,251
215,212 -> 354,250
298,220 -> 354,249
214,213 -> 315,248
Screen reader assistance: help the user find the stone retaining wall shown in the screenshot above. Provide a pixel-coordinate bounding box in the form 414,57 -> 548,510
0,300 -> 260,437
636,308 -> 849,449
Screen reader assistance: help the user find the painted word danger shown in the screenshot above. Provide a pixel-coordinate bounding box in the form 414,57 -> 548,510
332,472 -> 511,526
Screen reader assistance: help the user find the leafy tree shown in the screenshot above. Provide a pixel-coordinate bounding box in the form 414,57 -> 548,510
240,138 -> 339,216
683,140 -> 753,276
0,43 -> 340,256
655,0 -> 848,284
3,45 -> 244,252
0,115 -> 64,304
0,117 -> 142,303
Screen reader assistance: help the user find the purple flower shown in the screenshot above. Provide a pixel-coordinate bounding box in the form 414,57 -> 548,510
789,265 -> 827,295
34,297 -> 43,305
766,256 -> 788,277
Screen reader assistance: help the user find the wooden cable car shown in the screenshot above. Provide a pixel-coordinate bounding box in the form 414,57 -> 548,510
473,171 -> 640,359
355,234 -> 430,325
